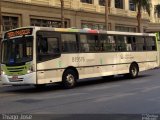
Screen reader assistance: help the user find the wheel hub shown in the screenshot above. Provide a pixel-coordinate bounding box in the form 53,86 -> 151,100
66,74 -> 74,84
131,67 -> 137,76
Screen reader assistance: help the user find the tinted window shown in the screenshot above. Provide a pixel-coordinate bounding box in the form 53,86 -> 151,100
145,36 -> 157,51
134,37 -> 145,51
80,33 -> 158,52
61,33 -> 78,53
115,35 -> 127,51
2,36 -> 33,65
126,36 -> 134,51
80,34 -> 98,52
38,37 -> 60,61
100,34 -> 116,52
87,34 -> 99,52
80,34 -> 89,52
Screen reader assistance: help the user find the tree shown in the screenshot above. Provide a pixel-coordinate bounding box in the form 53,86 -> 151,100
155,4 -> 160,18
60,0 -> 65,28
133,0 -> 151,33
0,0 -> 2,38
105,0 -> 111,31
0,0 -> 2,71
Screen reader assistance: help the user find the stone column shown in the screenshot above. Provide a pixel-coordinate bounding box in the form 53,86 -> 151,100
22,12 -> 30,26
110,0 -> 115,8
124,0 -> 129,10
93,0 -> 99,5
93,0 -> 100,12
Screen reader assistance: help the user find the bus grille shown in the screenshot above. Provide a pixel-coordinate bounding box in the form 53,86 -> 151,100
7,67 -> 25,73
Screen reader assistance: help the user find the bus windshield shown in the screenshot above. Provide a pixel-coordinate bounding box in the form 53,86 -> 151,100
2,36 -> 33,65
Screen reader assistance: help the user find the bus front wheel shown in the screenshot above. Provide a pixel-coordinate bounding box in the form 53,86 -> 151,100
62,69 -> 77,89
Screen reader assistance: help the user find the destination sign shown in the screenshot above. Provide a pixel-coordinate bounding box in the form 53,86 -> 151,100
4,28 -> 33,38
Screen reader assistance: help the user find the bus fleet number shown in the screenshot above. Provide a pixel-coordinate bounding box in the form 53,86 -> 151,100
72,57 -> 85,63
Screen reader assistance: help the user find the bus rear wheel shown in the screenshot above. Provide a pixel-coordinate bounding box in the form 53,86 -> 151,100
62,69 -> 77,89
127,63 -> 139,79
124,63 -> 139,79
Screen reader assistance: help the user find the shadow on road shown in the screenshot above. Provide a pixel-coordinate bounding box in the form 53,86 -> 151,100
76,74 -> 151,88
0,74 -> 152,94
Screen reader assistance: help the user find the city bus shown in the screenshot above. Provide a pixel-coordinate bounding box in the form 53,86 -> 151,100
1,26 -> 159,88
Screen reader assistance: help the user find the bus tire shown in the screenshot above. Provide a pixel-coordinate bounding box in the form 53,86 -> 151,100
128,63 -> 139,79
62,69 -> 77,89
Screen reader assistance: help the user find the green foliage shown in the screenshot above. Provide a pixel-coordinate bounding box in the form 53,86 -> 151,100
132,0 -> 152,32
132,0 -> 152,16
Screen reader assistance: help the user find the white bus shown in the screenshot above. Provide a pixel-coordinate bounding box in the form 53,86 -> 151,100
1,26 -> 159,88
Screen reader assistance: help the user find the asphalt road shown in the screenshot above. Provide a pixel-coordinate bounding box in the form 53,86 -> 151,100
0,69 -> 160,115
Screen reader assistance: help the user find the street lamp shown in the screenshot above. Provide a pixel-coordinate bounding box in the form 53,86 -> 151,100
60,0 -> 65,28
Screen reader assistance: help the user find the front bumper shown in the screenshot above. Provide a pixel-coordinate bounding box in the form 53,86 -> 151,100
1,72 -> 36,85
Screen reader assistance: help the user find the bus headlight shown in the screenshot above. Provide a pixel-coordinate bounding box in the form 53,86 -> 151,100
27,66 -> 33,74
1,70 -> 6,75
27,70 -> 32,74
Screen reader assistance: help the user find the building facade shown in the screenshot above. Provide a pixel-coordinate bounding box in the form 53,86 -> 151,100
0,0 -> 160,38
147,0 -> 160,32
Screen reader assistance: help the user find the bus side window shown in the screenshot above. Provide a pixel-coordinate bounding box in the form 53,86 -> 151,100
145,36 -> 157,51
99,34 -> 105,52
115,35 -> 126,52
37,35 -> 60,61
135,36 -> 145,51
132,37 -> 137,51
80,34 -> 89,52
87,34 -> 98,52
47,38 -> 60,54
126,36 -> 132,51
107,35 -> 116,52
38,37 -> 48,54
61,33 -> 78,53
42,38 -> 48,53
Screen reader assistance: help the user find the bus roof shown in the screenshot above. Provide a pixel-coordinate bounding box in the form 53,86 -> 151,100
38,26 -> 156,36
4,26 -> 156,37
